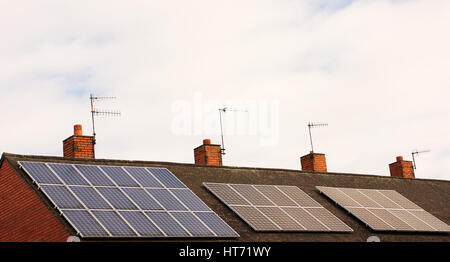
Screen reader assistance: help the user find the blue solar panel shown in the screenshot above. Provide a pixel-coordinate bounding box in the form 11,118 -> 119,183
146,168 -> 185,188
146,212 -> 189,237
97,187 -> 138,210
74,165 -> 115,186
120,211 -> 164,237
92,211 -> 137,237
63,210 -> 109,237
70,186 -> 111,209
41,185 -> 83,209
124,167 -> 163,188
122,188 -> 163,210
171,189 -> 210,211
171,212 -> 214,236
195,212 -> 238,237
20,162 -> 61,184
100,166 -> 140,187
147,189 -> 187,211
19,161 -> 238,239
48,163 -> 89,186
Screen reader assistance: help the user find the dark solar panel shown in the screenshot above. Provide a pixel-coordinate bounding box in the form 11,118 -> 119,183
97,187 -> 138,210
195,212 -> 237,237
122,188 -> 163,210
171,189 -> 210,211
119,211 -> 164,237
146,189 -> 187,211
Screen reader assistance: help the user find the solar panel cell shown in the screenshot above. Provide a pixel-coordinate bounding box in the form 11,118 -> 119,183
146,168 -> 185,188
253,185 -> 297,206
347,207 -> 394,230
305,208 -> 352,231
357,189 -> 401,209
316,187 -> 361,207
229,184 -> 273,206
277,186 -> 322,207
119,211 -> 164,237
282,207 -> 328,231
63,210 -> 109,237
75,165 -> 115,186
146,189 -> 187,211
204,183 -> 250,205
171,212 -> 214,236
122,188 -> 163,210
70,186 -> 112,209
97,187 -> 138,210
230,206 -> 280,231
100,166 -> 140,187
124,167 -> 163,188
339,188 -> 382,208
146,212 -> 189,237
367,208 -> 414,231
171,189 -> 210,211
257,207 -> 304,230
93,211 -> 137,237
388,209 -> 435,231
408,210 -> 450,232
378,190 -> 422,210
41,185 -> 83,209
20,162 -> 62,184
195,212 -> 239,237
48,163 -> 89,186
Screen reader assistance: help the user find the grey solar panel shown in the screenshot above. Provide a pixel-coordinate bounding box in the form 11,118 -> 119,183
317,186 -> 450,232
19,161 -> 239,239
204,182 -> 352,232
49,163 -> 89,186
75,165 -> 115,186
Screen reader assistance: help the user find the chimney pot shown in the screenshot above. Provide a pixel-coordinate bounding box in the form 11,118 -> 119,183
396,156 -> 403,162
74,124 -> 83,136
194,139 -> 222,166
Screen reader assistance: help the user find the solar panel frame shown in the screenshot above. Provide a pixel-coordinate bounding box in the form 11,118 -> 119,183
204,182 -> 353,232
18,161 -> 239,239
317,186 -> 450,232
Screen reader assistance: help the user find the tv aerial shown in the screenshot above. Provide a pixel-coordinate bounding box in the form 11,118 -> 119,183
89,93 -> 121,148
218,107 -> 248,155
307,122 -> 328,153
411,149 -> 430,169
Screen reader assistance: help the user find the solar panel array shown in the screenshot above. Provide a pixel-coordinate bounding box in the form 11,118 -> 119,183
19,161 -> 239,238
203,182 -> 353,232
316,186 -> 450,232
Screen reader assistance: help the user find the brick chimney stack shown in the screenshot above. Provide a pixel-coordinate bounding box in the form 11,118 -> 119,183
63,124 -> 95,159
194,139 -> 222,166
300,152 -> 327,173
389,156 -> 414,179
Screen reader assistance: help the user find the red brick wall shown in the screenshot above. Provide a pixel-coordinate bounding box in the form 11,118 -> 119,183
0,160 -> 70,242
389,159 -> 415,179
63,135 -> 95,159
194,144 -> 222,166
300,153 -> 327,173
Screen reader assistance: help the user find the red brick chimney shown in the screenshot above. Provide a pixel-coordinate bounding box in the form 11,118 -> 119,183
300,152 -> 327,173
389,156 -> 414,178
194,139 -> 222,166
63,124 -> 95,159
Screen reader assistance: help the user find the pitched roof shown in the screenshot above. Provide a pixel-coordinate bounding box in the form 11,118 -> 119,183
2,152 -> 450,242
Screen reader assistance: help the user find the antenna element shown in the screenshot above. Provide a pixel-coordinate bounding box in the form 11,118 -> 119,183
411,149 -> 430,169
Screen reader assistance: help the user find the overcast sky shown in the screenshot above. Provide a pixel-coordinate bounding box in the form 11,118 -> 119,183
1,0 -> 449,180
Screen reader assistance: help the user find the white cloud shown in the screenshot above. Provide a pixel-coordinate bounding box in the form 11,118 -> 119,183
0,0 -> 449,180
